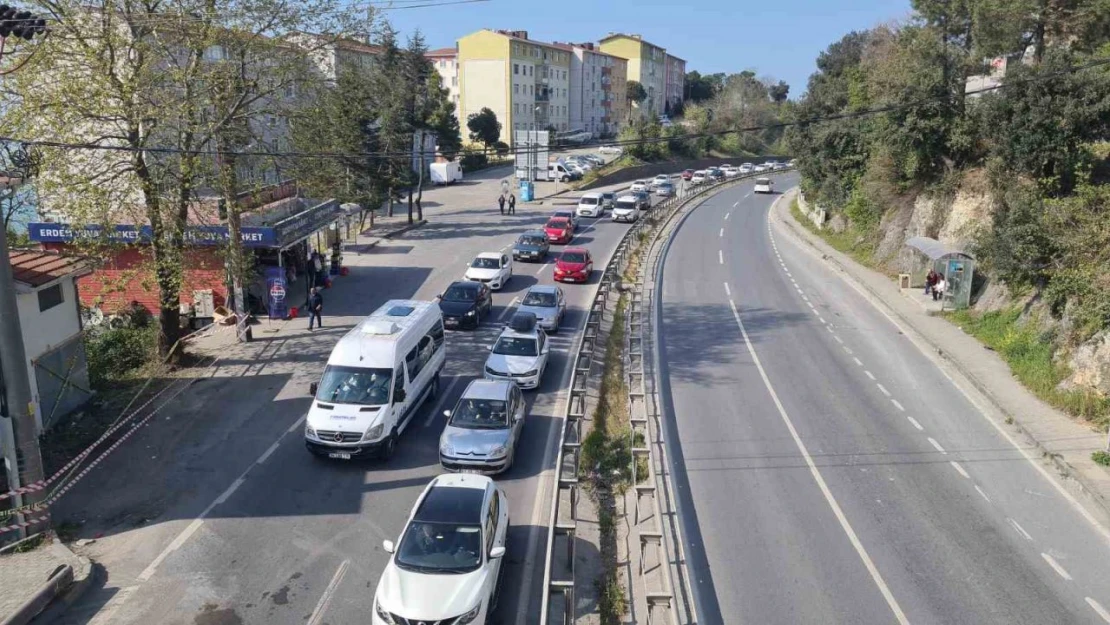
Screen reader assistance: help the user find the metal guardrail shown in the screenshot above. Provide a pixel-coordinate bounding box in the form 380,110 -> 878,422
539,166 -> 793,623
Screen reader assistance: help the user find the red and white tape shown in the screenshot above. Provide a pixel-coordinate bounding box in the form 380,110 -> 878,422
0,512 -> 50,535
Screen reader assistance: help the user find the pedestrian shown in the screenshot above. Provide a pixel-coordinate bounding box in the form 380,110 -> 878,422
925,270 -> 938,296
306,287 -> 324,330
312,251 -> 325,287
933,276 -> 946,302
498,194 -> 506,215
508,193 -> 517,215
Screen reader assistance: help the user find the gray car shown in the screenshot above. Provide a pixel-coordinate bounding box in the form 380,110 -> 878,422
439,380 -> 526,474
518,285 -> 566,333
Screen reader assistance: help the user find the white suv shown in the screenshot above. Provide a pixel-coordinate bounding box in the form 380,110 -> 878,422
374,474 -> 509,625
576,192 -> 604,218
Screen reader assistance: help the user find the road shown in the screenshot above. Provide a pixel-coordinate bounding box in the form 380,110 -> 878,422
51,161 -> 671,625
657,174 -> 1110,625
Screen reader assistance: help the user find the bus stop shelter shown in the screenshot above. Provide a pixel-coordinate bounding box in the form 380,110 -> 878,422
903,236 -> 976,310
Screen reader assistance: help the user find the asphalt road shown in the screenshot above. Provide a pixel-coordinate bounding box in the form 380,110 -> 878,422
657,175 -> 1110,625
52,162 -> 673,625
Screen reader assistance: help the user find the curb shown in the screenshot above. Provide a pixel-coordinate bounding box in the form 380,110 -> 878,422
0,543 -> 92,625
773,190 -> 1110,522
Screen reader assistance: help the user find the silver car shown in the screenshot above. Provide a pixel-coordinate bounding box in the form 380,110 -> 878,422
439,380 -> 526,474
518,285 -> 566,333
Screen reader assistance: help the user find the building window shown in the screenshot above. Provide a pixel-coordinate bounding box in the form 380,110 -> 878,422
528,66 -> 533,76
514,84 -> 519,94
514,63 -> 519,75
38,284 -> 63,312
452,76 -> 457,86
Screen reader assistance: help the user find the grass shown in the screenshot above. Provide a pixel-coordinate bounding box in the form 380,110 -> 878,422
1093,451 -> 1110,467
790,198 -> 881,270
580,296 -> 633,494
946,308 -> 1110,429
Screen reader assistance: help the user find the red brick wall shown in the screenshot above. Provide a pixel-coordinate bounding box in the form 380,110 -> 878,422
42,243 -> 227,315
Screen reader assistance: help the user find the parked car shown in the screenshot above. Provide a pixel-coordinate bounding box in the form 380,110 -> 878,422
512,230 -> 549,262
598,145 -> 623,154
576,192 -> 604,218
438,280 -> 493,330
554,247 -> 593,284
600,191 -> 616,209
612,195 -> 641,223
547,163 -> 579,182
754,177 -> 774,194
655,181 -> 675,197
681,169 -> 695,181
544,217 -> 573,244
439,380 -> 526,474
374,474 -> 508,624
552,210 -> 579,231
582,154 -> 605,166
651,174 -> 670,189
632,190 -> 652,210
518,285 -> 566,333
465,252 -> 513,291
630,179 -> 650,193
484,312 -> 550,390
691,170 -> 708,184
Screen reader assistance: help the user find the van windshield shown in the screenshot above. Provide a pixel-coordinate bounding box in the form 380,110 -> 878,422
580,197 -> 599,205
316,365 -> 393,406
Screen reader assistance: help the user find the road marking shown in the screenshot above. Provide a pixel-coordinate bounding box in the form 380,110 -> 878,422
790,278 -> 797,284
833,335 -> 844,344
1041,553 -> 1072,580
865,370 -> 876,380
907,416 -> 924,431
724,282 -> 731,297
308,559 -> 351,625
725,212 -> 731,220
726,298 -> 911,625
876,383 -> 891,397
733,201 -> 738,208
719,250 -> 724,265
85,586 -> 138,625
808,302 -> 816,310
257,440 -> 281,464
719,228 -> 724,237
853,357 -> 863,366
975,485 -> 991,502
843,346 -> 854,355
796,287 -> 804,294
1008,518 -> 1032,541
891,398 -> 906,411
424,376 -> 463,427
534,262 -> 548,276
287,415 -> 307,434
928,437 -> 947,454
802,295 -> 809,302
497,297 -> 521,322
950,461 -> 970,479
818,316 -> 827,324
1086,598 -> 1110,623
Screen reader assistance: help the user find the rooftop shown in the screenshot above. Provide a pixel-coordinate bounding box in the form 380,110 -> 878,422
426,47 -> 456,57
9,250 -> 90,289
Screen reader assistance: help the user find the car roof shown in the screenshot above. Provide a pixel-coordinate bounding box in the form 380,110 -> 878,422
757,177 -> 771,183
553,209 -> 572,215
562,246 -> 588,254
447,280 -> 480,290
476,251 -> 502,259
526,284 -> 559,295
498,324 -> 541,340
519,230 -> 547,238
461,378 -> 513,401
580,192 -> 602,199
616,194 -> 637,201
415,479 -> 489,524
547,216 -> 569,223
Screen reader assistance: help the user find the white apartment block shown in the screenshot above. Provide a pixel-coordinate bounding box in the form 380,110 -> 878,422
555,42 -> 627,138
426,47 -> 460,109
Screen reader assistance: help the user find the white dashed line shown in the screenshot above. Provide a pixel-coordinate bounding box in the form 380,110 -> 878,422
975,485 -> 991,502
927,437 -> 947,454
843,346 -> 853,355
796,287 -> 804,294
876,383 -> 891,397
534,262 -> 548,276
1086,597 -> 1110,623
950,461 -> 970,479
907,416 -> 924,431
720,228 -> 724,237
818,316 -> 827,324
257,441 -> 281,465
725,212 -> 731,220
802,295 -> 809,302
724,282 -> 731,296
424,377 -> 463,426
1008,518 -> 1032,541
865,370 -> 876,380
1041,553 -> 1073,580
853,357 -> 863,366
891,399 -> 906,412
497,297 -> 521,322
826,326 -> 835,334
307,559 -> 351,625
719,250 -> 724,265
733,201 -> 739,208
807,303 -> 816,310
833,335 -> 844,344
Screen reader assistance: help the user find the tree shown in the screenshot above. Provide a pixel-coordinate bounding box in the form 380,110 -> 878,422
626,80 -> 648,120
467,108 -> 502,153
685,70 -> 716,103
768,80 -> 790,103
0,142 -> 36,236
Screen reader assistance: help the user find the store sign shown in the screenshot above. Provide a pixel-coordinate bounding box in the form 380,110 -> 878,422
28,223 -> 278,247
271,200 -> 341,247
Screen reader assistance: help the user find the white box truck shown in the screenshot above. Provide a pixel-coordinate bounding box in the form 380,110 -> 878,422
430,161 -> 463,185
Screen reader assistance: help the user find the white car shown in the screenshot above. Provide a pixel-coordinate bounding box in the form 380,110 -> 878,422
739,163 -> 754,174
721,165 -> 739,178
630,179 -> 649,193
484,312 -> 550,390
690,170 -> 708,184
576,192 -> 604,218
611,195 -> 640,223
465,252 -> 513,290
754,177 -> 774,194
650,174 -> 670,189
374,474 -> 509,625
598,145 -> 623,154
753,164 -> 768,173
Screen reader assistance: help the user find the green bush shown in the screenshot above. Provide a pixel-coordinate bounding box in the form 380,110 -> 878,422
459,149 -> 487,171
84,325 -> 157,388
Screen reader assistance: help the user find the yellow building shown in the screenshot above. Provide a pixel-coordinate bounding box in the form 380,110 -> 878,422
457,29 -> 574,145
599,33 -> 669,121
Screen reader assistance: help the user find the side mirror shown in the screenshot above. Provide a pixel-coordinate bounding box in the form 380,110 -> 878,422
435,294 -> 443,300
394,389 -> 407,403
513,413 -> 523,422
383,540 -> 395,554
443,409 -> 452,419
490,546 -> 506,559
309,382 -> 318,396
487,345 -> 493,351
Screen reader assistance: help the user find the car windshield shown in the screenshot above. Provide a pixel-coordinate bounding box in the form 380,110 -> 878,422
757,178 -> 771,184
523,291 -> 557,307
450,398 -> 510,428
315,366 -> 392,406
547,220 -> 567,229
659,183 -> 673,189
554,212 -> 572,220
395,521 -> 482,574
442,285 -> 478,302
561,252 -> 587,264
518,235 -> 545,247
615,200 -> 636,209
580,197 -> 598,205
493,336 -> 538,357
471,257 -> 500,269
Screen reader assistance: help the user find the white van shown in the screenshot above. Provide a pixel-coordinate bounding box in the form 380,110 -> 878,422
753,177 -> 774,194
611,195 -> 640,223
548,163 -> 576,182
576,193 -> 604,218
305,300 -> 446,460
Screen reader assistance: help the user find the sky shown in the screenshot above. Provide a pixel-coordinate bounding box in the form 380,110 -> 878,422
379,0 -> 913,99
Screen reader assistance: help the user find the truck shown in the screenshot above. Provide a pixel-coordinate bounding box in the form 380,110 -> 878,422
429,161 -> 463,185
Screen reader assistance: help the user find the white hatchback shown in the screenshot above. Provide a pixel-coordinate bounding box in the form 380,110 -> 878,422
374,474 -> 509,625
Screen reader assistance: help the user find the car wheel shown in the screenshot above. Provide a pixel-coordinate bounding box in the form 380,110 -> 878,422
381,429 -> 398,460
429,373 -> 440,400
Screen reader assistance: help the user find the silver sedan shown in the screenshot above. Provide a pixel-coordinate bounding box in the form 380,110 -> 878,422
517,285 -> 566,333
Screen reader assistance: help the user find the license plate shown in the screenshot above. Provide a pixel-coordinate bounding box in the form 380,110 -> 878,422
446,319 -> 458,326
328,452 -> 352,460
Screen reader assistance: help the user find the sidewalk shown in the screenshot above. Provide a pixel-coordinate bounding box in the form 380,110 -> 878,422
773,190 -> 1110,523
0,536 -> 92,625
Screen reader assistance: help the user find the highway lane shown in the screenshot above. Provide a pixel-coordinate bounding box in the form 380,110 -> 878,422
61,173 -> 673,625
657,175 -> 1110,624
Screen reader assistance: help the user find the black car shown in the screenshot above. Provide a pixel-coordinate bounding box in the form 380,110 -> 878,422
513,230 -> 550,262
707,167 -> 726,181
438,280 -> 493,330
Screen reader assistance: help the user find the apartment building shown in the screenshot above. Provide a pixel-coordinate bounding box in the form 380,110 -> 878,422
457,29 -> 572,144
664,53 -> 686,115
599,33 -> 668,120
554,42 -> 628,138
426,47 -> 460,109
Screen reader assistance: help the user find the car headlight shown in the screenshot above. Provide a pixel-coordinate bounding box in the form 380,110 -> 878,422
485,365 -> 503,376
488,445 -> 508,458
305,425 -> 317,439
363,423 -> 384,441
374,598 -> 395,624
524,369 -> 539,377
455,603 -> 482,624
465,309 -> 476,317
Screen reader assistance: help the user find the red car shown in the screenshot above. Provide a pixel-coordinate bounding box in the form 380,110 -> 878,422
554,247 -> 593,283
544,217 -> 573,244
681,169 -> 695,181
